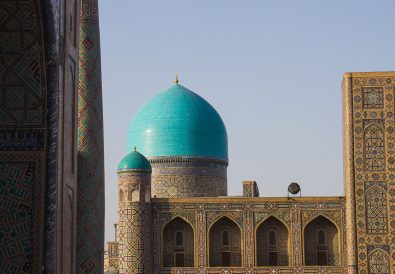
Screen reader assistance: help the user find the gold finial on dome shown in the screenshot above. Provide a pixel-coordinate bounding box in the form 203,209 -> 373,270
174,74 -> 179,84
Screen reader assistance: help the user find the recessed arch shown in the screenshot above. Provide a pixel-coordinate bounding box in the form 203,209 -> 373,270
304,215 -> 340,266
255,215 -> 290,231
368,248 -> 390,273
162,217 -> 194,267
256,216 -> 289,266
208,214 -> 243,232
209,216 -> 242,267
303,214 -> 341,233
128,188 -> 133,201
119,189 -> 124,202
175,230 -> 184,246
364,122 -> 385,171
161,216 -> 195,234
365,184 -> 388,234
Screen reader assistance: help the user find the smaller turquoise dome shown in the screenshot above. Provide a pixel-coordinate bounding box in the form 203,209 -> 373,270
118,150 -> 152,171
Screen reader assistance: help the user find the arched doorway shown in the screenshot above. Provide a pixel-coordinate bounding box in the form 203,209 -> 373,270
304,216 -> 339,266
256,216 -> 289,266
209,217 -> 242,267
163,217 -> 194,267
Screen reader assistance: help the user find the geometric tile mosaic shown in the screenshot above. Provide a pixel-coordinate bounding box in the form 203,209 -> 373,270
0,162 -> 35,273
363,87 -> 384,109
365,182 -> 388,234
364,120 -> 386,172
0,0 -> 47,273
77,1 -> 105,273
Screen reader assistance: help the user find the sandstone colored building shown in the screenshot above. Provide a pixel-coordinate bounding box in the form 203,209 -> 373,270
105,72 -> 395,274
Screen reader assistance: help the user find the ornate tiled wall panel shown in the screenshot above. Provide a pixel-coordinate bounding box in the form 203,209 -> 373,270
0,154 -> 45,273
0,0 -> 81,272
77,0 -> 105,272
0,1 -> 48,272
0,0 -> 80,270
343,72 -> 395,273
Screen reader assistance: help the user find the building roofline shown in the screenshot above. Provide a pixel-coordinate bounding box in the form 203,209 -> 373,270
152,196 -> 345,203
343,71 -> 395,78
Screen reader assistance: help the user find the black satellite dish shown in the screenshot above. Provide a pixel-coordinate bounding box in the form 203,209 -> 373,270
288,182 -> 301,196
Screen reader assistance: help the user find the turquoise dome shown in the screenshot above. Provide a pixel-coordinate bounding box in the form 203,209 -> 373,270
118,150 -> 152,171
127,83 -> 228,159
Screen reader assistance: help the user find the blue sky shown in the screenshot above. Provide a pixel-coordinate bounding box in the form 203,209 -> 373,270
99,0 -> 395,242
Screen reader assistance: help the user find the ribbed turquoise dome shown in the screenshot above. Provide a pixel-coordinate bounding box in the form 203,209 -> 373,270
127,83 -> 228,159
118,150 -> 152,171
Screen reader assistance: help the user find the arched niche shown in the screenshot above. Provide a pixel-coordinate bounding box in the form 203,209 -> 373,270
162,217 -> 194,267
368,248 -> 390,273
144,186 -> 151,202
119,189 -> 124,202
209,216 -> 242,267
256,216 -> 289,266
304,215 -> 340,266
364,122 -> 385,171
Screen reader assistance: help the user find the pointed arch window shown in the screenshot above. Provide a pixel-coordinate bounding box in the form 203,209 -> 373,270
316,229 -> 327,265
175,231 -> 184,247
174,230 -> 184,266
267,229 -> 278,265
268,230 -> 276,245
128,188 -> 133,201
119,190 -> 124,201
317,230 -> 325,245
221,229 -> 231,266
222,230 -> 230,246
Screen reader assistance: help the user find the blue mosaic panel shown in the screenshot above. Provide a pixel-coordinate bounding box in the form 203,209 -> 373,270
0,162 -> 35,273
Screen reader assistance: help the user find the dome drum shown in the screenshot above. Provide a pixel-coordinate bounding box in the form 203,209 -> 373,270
151,173 -> 227,198
150,157 -> 227,197
151,159 -> 227,177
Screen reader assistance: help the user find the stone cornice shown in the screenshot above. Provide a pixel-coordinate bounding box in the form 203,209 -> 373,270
148,156 -> 229,166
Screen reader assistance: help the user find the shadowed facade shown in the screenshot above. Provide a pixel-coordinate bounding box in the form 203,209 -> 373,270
77,0 -> 105,272
0,0 -> 105,272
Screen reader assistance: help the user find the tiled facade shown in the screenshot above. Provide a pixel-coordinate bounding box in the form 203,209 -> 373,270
105,72 -> 395,274
107,196 -> 347,273
0,0 -> 105,272
343,72 -> 395,274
